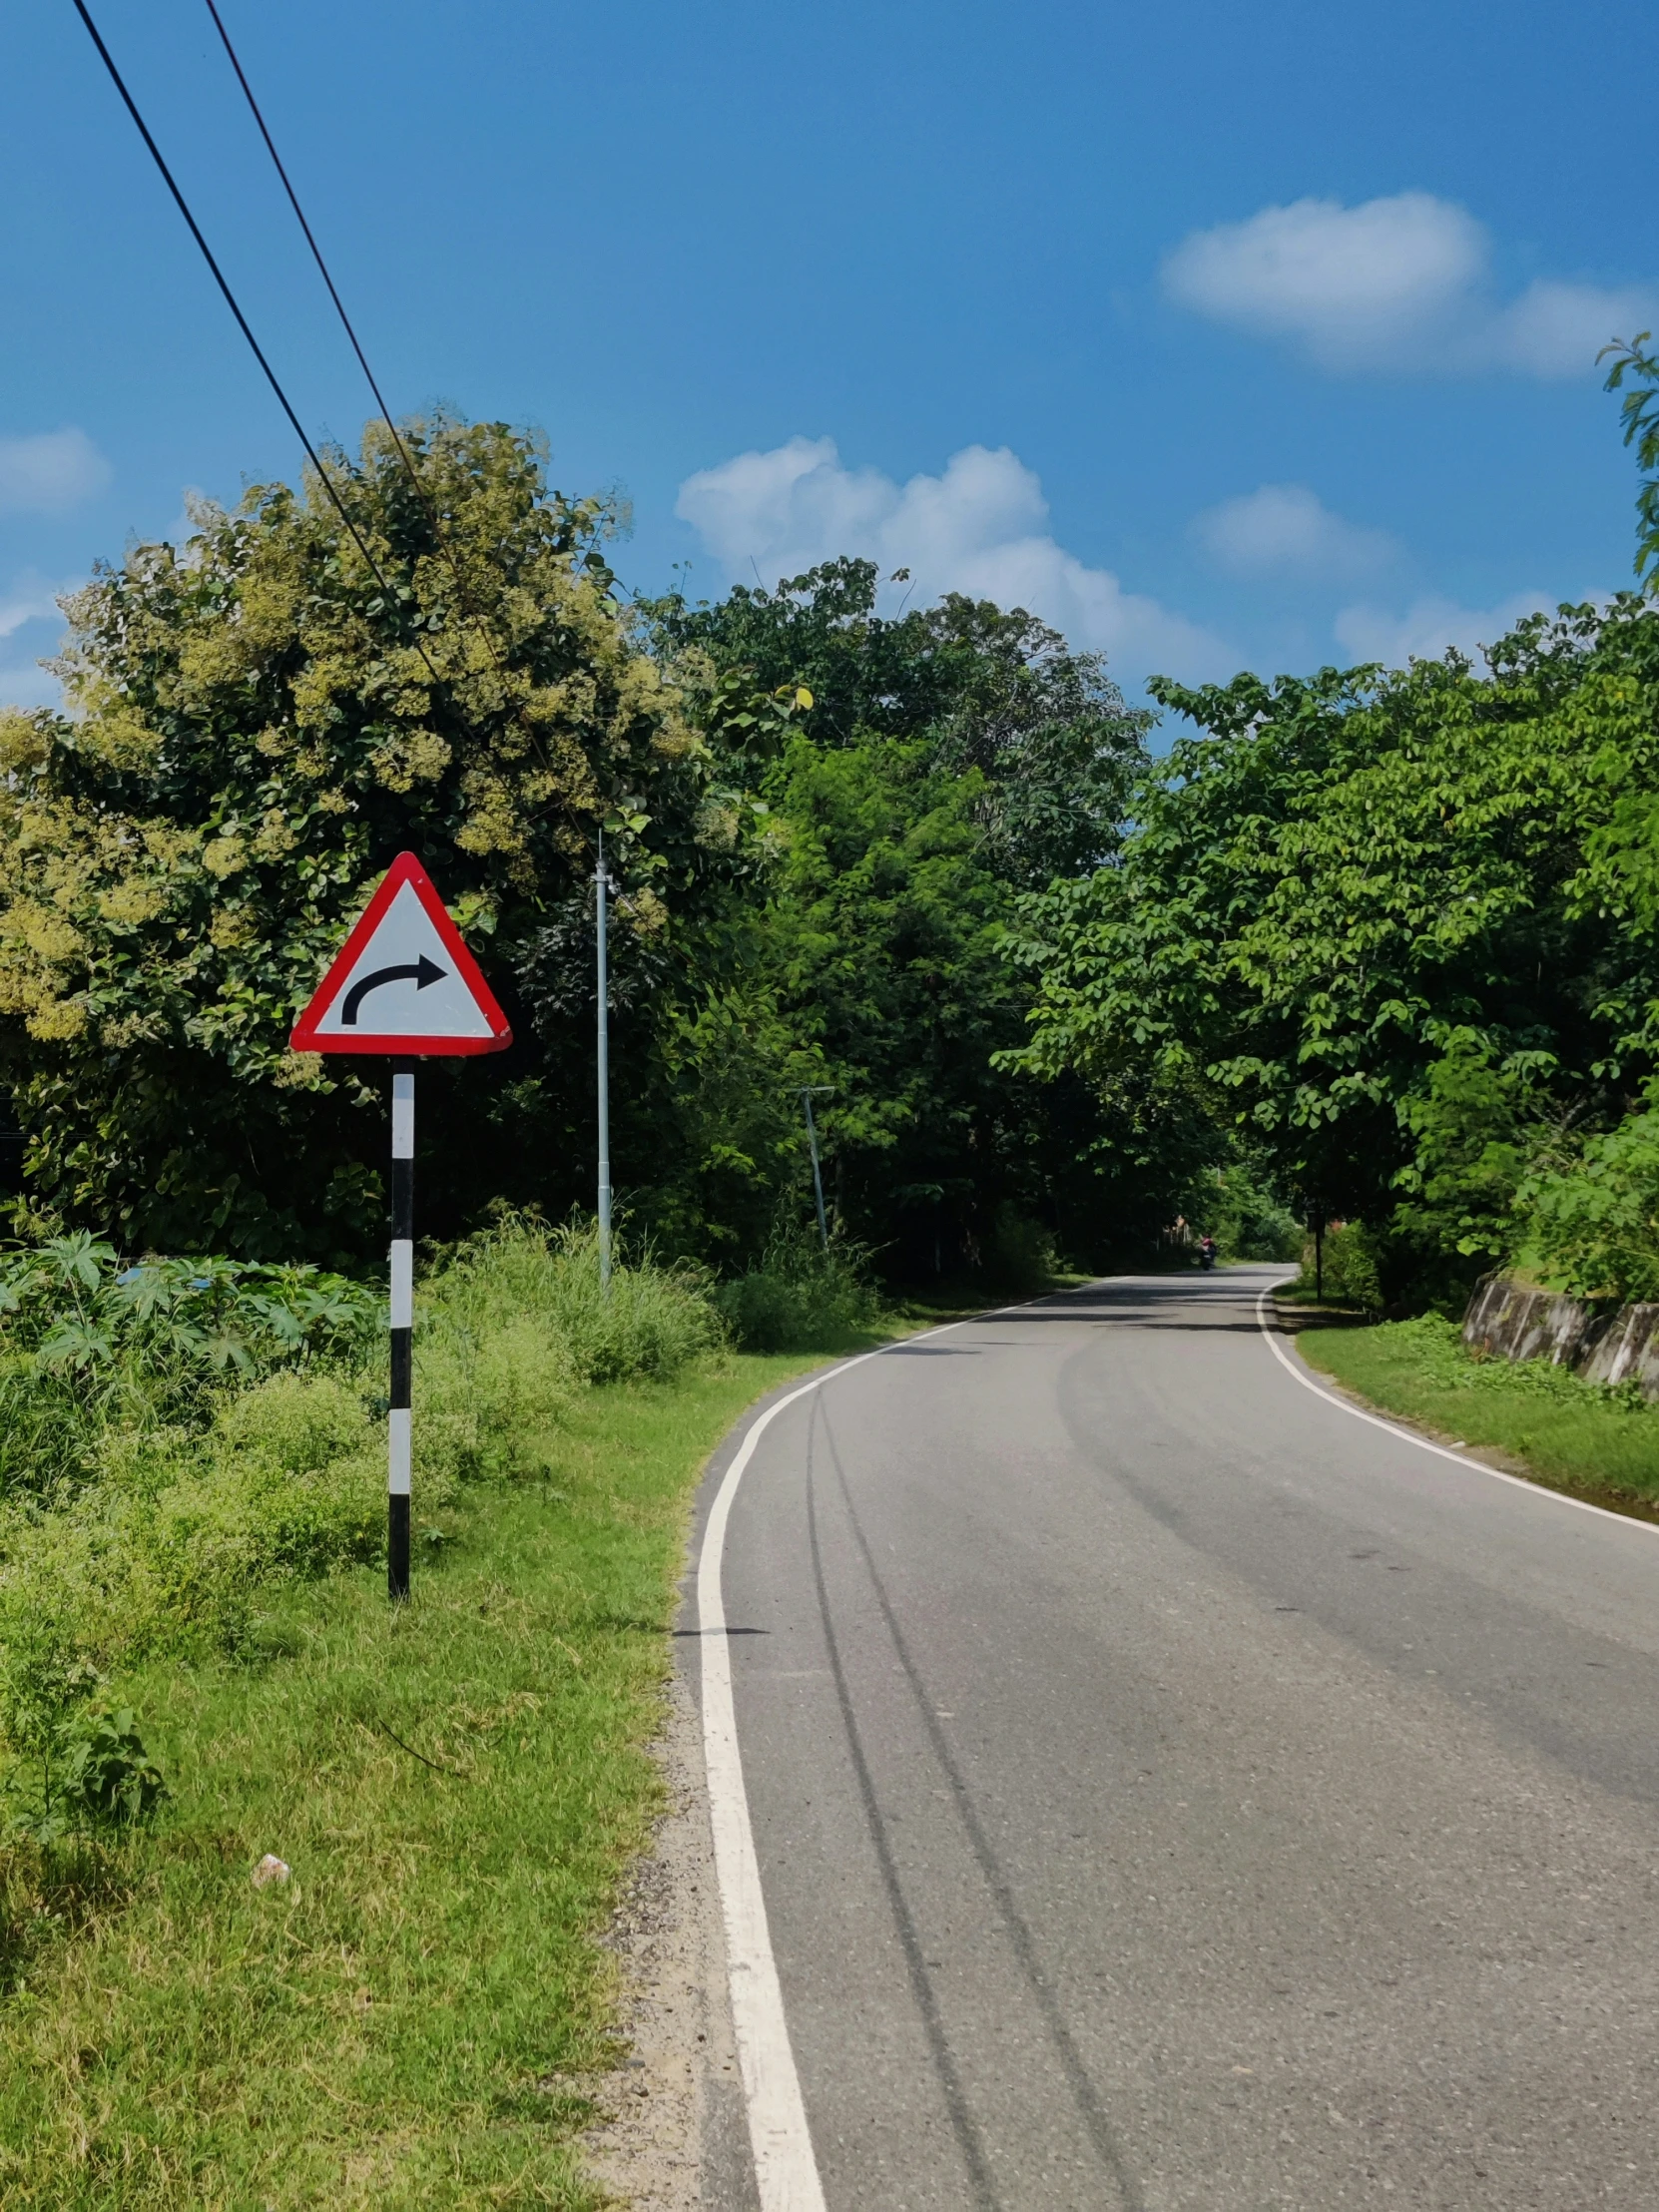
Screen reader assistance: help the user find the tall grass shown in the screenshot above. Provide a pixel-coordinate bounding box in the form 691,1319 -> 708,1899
1299,1313 -> 1659,1508
0,1353 -> 839,2208
0,1205 -> 886,2203
0,1219 -> 724,1823
712,1215 -> 879,1351
429,1214 -> 725,1387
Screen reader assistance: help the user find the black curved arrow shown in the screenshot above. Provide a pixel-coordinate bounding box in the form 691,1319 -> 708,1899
341,954 -> 446,1025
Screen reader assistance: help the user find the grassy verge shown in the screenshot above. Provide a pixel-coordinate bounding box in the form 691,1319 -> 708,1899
1294,1310 -> 1659,1519
0,1344 -> 860,2208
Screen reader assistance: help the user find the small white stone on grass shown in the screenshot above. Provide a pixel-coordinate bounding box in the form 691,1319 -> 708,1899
253,1854 -> 291,1888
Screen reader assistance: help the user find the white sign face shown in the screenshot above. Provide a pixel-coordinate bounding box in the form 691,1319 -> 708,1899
307,879 -> 497,1041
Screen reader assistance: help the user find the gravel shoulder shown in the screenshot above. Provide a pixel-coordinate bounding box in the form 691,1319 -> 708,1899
580,1655 -> 757,2211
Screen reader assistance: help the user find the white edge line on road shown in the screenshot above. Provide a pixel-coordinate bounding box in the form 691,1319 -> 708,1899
1255,1285 -> 1659,1539
697,1316 -> 979,2212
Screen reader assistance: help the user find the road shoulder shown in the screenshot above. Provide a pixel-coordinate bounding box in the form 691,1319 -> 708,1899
580,1659 -> 757,2211
1274,1291 -> 1659,1528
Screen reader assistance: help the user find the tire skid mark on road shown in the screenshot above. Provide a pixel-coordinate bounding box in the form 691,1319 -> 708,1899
811,1388 -> 1151,2212
802,1391 -> 1003,2209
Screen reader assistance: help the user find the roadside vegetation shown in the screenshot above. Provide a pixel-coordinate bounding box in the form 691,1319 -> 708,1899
1008,338 -> 1659,1317
0,1218 -> 897,2206
1296,1313 -> 1659,1517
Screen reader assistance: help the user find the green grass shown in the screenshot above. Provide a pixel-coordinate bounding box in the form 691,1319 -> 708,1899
1295,1312 -> 1659,1516
0,1346 -> 847,2209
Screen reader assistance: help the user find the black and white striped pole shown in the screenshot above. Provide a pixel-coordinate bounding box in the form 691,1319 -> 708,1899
288,850 -> 514,1610
596,830 -> 612,1292
388,1062 -> 414,1601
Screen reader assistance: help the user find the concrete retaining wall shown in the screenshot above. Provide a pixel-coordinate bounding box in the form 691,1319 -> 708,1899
1461,1275 -> 1659,1400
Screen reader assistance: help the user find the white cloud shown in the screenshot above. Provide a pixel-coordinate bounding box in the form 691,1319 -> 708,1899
676,436 -> 1232,685
0,572 -> 68,641
1334,589 -> 1555,668
1195,484 -> 1397,579
0,571 -> 73,709
1495,279 -> 1658,378
0,428 -> 111,514
1163,194 -> 1656,377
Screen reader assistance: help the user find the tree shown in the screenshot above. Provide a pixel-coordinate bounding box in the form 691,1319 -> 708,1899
646,561 -> 1159,1274
652,558 -> 1153,883
0,416 -> 761,1260
1603,331 -> 1659,585
0,428 -> 1161,1281
1006,598 -> 1659,1302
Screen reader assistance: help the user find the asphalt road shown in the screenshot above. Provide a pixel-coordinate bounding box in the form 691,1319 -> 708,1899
711,1268 -> 1659,2211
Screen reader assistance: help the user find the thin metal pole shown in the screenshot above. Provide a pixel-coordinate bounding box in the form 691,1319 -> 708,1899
597,832 -> 612,1290
802,1090 -> 829,1252
388,1063 -> 414,1601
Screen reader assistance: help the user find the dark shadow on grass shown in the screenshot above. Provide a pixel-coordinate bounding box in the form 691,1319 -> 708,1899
0,1837 -> 135,2000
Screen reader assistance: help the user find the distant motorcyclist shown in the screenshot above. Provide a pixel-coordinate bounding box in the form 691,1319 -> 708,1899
1198,1234 -> 1218,1271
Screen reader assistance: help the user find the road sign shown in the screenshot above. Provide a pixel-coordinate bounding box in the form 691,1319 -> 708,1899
289,850 -> 512,1056
288,852 -> 512,1602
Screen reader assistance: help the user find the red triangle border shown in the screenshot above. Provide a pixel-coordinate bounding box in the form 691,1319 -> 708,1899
289,851 -> 514,1057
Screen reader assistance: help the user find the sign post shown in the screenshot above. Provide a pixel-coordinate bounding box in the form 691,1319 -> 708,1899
596,830 -> 612,1292
291,852 -> 512,1600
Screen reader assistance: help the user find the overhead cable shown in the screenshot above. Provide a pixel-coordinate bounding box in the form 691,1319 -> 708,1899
199,1 -> 461,572
69,0 -> 446,690
199,0 -> 574,794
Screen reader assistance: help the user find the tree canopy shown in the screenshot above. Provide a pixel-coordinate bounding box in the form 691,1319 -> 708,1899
0,417 -> 750,1258
0,443 -> 1141,1279
8,362 -> 1659,1307
1007,595 -> 1659,1302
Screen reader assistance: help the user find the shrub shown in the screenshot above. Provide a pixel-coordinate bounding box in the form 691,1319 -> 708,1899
1292,1221 -> 1385,1313
714,1217 -> 879,1351
0,1212 -> 728,1784
1514,1104 -> 1659,1302
0,1237 -> 380,1499
0,1370 -> 386,1731
425,1214 -> 724,1387
1210,1167 -> 1304,1263
3,1699 -> 168,1846
1352,1312 -> 1653,1410
0,1237 -> 378,1383
987,1204 -> 1058,1294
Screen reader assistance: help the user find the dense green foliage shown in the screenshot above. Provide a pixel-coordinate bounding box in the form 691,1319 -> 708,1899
7,359 -> 1659,1304
0,458 -> 1152,1283
634,560 -> 1155,1274
1009,592 -> 1659,1305
0,1222 -> 721,1819
0,417 -> 792,1263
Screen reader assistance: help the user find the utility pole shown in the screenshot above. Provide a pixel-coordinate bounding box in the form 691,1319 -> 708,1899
597,830 -> 612,1290
800,1086 -> 832,1251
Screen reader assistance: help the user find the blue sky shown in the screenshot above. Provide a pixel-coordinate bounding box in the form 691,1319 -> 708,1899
3,0 -> 1652,712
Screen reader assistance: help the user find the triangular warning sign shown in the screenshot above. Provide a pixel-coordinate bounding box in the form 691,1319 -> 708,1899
290,852 -> 513,1057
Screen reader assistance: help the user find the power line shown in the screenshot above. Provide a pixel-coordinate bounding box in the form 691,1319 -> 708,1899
69,0 -> 447,692
200,4 -> 479,608
198,0 -> 583,809
201,0 -> 405,469
75,0 -> 595,857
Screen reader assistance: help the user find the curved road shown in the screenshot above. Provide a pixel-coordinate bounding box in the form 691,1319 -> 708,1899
704,1267 -> 1659,2210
